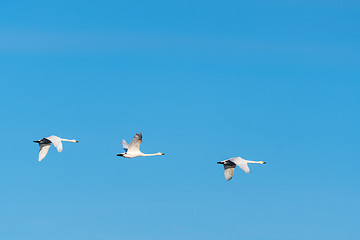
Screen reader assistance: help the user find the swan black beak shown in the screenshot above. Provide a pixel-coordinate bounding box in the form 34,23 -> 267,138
33,140 -> 40,143
217,161 -> 223,164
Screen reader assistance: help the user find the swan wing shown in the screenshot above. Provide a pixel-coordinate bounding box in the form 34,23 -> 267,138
45,135 -> 63,152
127,133 -> 142,153
230,157 -> 250,173
121,139 -> 129,152
223,162 -> 236,181
39,143 -> 51,162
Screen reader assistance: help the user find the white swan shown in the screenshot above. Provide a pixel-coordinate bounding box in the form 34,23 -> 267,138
217,157 -> 266,181
117,133 -> 164,158
33,135 -> 78,162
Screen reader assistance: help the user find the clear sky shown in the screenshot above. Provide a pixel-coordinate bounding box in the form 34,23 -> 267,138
0,1 -> 359,239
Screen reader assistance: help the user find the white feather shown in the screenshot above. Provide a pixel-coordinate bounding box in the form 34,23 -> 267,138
127,133 -> 142,154
38,143 -> 51,162
45,135 -> 63,152
121,139 -> 129,152
223,164 -> 236,181
229,157 -> 250,173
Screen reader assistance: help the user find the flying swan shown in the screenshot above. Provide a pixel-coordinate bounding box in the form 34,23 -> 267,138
33,135 -> 79,162
217,157 -> 266,181
117,133 -> 164,158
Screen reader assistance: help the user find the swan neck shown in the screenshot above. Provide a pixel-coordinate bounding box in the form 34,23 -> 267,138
246,160 -> 263,164
61,138 -> 76,143
141,153 -> 162,156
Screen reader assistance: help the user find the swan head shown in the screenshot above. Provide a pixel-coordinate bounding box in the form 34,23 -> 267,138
261,161 -> 266,164
160,152 -> 165,155
73,139 -> 79,143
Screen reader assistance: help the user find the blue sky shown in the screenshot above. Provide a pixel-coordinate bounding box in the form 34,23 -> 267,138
0,0 -> 359,239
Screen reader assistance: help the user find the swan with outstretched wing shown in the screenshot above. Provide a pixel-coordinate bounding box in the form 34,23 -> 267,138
217,157 -> 266,181
117,133 -> 164,158
34,135 -> 78,162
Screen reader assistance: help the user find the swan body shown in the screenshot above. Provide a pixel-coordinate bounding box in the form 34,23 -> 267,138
117,133 -> 164,158
217,157 -> 266,181
33,135 -> 78,162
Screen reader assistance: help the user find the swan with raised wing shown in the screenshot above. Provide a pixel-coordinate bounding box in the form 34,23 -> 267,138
117,133 -> 164,158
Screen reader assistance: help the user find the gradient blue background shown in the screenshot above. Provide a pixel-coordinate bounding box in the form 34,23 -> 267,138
0,1 -> 359,239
